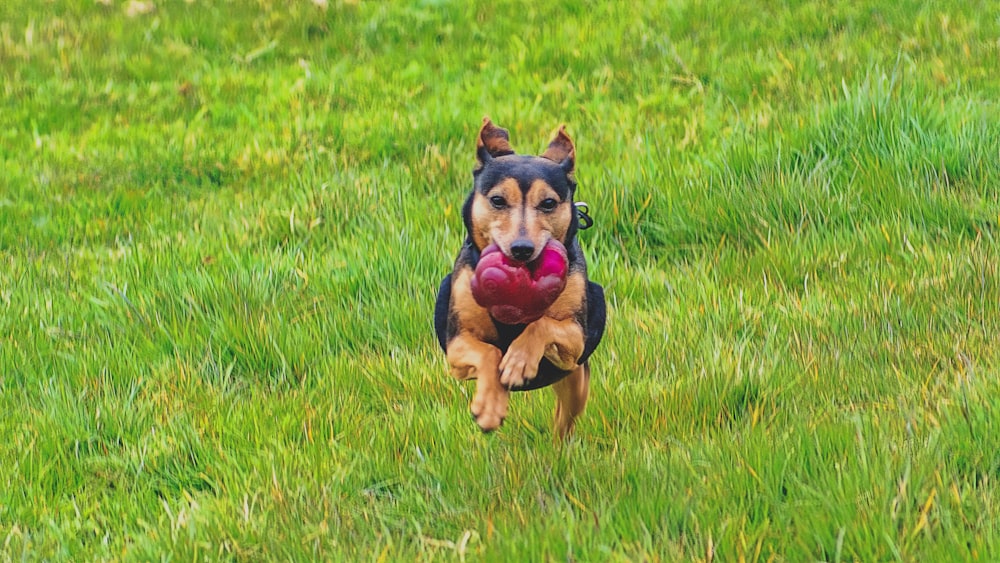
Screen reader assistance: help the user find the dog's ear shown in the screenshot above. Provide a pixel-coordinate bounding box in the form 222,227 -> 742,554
541,125 -> 575,180
475,117 -> 515,170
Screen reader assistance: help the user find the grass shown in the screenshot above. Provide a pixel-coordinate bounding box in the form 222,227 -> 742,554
2,0 -> 999,560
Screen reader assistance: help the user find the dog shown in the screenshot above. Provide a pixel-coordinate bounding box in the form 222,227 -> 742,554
434,118 -> 606,438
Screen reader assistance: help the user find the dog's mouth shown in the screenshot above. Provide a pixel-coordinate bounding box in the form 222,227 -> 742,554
498,240 -> 567,275
498,236 -> 553,267
503,249 -> 543,269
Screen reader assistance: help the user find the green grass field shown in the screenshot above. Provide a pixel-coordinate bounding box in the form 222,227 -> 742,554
2,0 -> 1000,560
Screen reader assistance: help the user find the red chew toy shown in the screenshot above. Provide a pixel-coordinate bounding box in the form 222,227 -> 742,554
471,240 -> 569,324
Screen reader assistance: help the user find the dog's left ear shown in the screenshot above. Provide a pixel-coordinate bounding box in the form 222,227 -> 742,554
475,117 -> 515,171
541,125 -> 575,181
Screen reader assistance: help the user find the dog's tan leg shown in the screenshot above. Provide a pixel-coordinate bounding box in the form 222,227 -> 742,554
552,362 -> 590,439
499,316 -> 585,388
446,333 -> 508,432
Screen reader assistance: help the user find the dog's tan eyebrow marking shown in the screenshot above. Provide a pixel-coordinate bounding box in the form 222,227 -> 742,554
526,179 -> 560,205
485,178 -> 522,204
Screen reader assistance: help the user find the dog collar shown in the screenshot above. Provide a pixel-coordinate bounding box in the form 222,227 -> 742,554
575,201 -> 594,230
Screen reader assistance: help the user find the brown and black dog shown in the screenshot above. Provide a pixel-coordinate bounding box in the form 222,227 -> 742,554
434,118 -> 605,438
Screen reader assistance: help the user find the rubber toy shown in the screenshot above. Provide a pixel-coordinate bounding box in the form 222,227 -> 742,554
470,240 -> 568,324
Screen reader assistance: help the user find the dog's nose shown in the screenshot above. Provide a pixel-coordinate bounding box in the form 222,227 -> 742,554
510,239 -> 535,262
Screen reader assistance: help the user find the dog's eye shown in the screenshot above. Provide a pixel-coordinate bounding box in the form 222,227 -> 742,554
538,198 -> 559,212
489,196 -> 507,209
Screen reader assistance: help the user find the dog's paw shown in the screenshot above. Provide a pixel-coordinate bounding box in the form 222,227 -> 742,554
499,342 -> 542,388
470,386 -> 508,432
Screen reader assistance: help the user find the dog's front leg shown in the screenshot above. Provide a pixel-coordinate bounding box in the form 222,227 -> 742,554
446,333 -> 508,432
499,317 -> 585,388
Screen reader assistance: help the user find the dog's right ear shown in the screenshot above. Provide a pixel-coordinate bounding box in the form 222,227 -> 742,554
541,125 -> 575,182
475,117 -> 515,171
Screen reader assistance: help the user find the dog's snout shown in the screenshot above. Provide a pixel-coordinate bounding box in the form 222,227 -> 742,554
510,239 -> 535,262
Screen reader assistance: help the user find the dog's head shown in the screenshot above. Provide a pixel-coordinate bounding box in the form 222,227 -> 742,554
462,118 -> 578,263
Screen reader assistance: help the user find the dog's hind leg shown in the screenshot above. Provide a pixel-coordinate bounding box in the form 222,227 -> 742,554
446,333 -> 509,432
552,362 -> 590,439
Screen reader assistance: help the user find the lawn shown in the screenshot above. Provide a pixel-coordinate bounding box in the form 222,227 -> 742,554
2,0 -> 999,560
